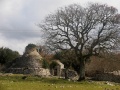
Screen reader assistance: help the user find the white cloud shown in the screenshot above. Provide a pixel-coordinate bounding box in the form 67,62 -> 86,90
0,0 -> 120,54
0,32 -> 43,54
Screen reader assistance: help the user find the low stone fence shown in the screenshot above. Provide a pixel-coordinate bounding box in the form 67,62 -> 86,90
6,68 -> 50,76
94,70 -> 120,83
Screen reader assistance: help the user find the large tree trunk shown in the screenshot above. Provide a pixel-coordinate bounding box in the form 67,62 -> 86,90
78,59 -> 85,81
65,68 -> 68,79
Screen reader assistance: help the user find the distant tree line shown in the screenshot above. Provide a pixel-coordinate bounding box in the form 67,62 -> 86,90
0,47 -> 20,65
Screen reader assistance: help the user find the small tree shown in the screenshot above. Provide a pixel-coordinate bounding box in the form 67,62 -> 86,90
39,3 -> 120,81
50,61 -> 58,69
25,43 -> 36,51
42,59 -> 49,69
23,44 -> 37,55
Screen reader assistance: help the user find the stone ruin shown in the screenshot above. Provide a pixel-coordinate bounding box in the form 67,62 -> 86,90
6,44 -> 78,80
6,44 -> 50,76
50,60 -> 78,80
50,60 -> 64,77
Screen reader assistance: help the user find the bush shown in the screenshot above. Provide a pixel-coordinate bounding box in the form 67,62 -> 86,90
0,47 -> 20,65
50,61 -> 58,69
42,59 -> 49,69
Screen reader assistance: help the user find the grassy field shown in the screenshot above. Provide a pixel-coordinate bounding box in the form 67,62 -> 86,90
0,74 -> 120,90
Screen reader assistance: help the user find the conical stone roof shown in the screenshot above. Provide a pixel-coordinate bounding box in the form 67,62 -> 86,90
6,44 -> 50,76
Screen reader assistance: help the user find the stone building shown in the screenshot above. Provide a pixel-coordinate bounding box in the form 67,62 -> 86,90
50,60 -> 64,77
6,44 -> 50,76
6,44 -> 78,79
50,60 -> 78,80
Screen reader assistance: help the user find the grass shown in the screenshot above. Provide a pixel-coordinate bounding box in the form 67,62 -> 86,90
0,74 -> 120,90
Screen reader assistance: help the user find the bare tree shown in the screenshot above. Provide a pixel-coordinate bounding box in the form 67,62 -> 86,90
39,3 -> 120,81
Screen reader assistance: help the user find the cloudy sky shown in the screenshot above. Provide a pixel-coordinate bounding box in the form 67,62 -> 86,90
0,0 -> 120,54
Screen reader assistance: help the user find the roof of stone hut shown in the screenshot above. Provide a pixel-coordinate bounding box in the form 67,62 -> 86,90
6,44 -> 43,74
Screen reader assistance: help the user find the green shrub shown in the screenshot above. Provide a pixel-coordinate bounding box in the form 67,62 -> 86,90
50,61 -> 58,69
0,47 -> 20,65
42,59 -> 49,69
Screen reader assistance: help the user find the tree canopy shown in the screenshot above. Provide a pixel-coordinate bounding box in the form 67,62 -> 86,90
0,47 -> 20,65
39,3 -> 120,81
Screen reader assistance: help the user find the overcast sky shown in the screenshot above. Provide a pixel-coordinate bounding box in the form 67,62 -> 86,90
0,0 -> 120,54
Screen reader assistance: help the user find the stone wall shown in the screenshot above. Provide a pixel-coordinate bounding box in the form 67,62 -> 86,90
93,70 -> 120,83
7,68 -> 51,76
86,57 -> 120,77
